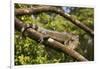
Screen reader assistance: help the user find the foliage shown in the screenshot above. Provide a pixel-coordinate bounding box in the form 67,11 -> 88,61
15,4 -> 94,65
70,7 -> 94,60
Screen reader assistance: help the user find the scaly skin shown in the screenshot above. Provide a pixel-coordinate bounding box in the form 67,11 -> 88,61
22,24 -> 80,49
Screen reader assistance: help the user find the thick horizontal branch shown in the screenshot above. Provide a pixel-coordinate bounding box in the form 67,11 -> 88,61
15,17 -> 88,61
15,6 -> 94,37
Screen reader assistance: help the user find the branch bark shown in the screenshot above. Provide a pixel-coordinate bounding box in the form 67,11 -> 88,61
15,17 -> 88,61
15,6 -> 94,37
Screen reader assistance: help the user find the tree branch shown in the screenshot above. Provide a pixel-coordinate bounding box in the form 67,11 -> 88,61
15,6 -> 94,37
15,17 -> 88,61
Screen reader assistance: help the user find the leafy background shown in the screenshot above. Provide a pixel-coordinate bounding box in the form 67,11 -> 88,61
15,4 -> 94,65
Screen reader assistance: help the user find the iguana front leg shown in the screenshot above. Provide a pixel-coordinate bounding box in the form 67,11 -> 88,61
21,24 -> 50,43
64,39 -> 70,45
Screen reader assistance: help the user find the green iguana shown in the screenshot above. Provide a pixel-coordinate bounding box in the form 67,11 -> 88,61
21,24 -> 80,49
